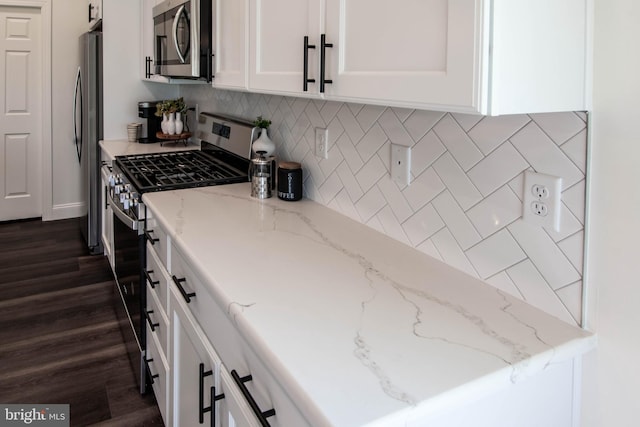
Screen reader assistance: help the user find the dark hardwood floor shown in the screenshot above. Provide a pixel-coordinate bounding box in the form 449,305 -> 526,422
0,218 -> 164,426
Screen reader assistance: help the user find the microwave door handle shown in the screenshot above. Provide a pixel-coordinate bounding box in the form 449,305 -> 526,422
172,4 -> 187,64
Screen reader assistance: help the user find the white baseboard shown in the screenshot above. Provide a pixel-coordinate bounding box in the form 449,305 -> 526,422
44,202 -> 85,221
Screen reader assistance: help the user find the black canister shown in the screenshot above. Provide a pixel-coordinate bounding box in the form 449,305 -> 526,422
277,162 -> 303,201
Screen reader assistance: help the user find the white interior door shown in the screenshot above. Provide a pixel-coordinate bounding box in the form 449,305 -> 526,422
0,5 -> 42,221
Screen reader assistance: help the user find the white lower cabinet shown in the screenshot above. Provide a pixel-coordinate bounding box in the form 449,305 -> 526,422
168,242 -> 311,427
145,207 -> 309,427
146,324 -> 170,423
171,283 -> 260,427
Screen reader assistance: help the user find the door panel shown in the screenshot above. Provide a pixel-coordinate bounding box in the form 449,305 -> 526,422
248,0 -> 323,94
0,6 -> 42,221
324,0 -> 480,109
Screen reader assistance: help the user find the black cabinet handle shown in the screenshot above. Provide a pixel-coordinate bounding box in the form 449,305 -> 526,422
199,363 -> 213,424
206,48 -> 214,83
211,386 -> 225,427
145,230 -> 159,245
145,270 -> 159,289
145,310 -> 159,332
88,4 -> 93,22
303,36 -> 316,91
145,358 -> 159,385
320,34 -> 333,93
145,56 -> 152,79
172,275 -> 195,303
231,370 -> 276,427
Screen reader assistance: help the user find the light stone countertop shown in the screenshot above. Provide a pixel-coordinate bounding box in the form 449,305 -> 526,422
143,183 -> 595,427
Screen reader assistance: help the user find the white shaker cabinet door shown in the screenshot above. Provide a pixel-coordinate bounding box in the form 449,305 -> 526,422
323,0 -> 482,112
248,0 -> 324,96
215,0 -> 248,89
172,291 -> 221,427
171,286 -> 261,427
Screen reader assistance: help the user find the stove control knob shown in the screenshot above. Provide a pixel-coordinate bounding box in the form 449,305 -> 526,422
114,184 -> 121,195
124,184 -> 132,193
120,192 -> 130,203
109,175 -> 116,187
123,198 -> 130,210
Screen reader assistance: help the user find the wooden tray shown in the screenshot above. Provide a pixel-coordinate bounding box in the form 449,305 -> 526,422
156,131 -> 192,140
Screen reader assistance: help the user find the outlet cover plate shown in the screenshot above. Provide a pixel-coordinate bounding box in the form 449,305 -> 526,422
315,128 -> 328,159
522,171 -> 562,231
391,144 -> 411,186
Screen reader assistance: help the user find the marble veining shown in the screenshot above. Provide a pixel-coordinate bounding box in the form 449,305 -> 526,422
142,183 -> 595,427
194,189 -> 556,395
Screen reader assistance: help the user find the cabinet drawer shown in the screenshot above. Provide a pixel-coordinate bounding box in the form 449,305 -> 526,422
146,328 -> 169,424
170,244 -> 311,427
146,242 -> 170,315
146,283 -> 169,357
145,214 -> 170,268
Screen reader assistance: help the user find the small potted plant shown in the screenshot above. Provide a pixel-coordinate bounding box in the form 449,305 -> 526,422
251,116 -> 275,156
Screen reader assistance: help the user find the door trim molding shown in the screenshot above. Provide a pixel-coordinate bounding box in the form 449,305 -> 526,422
0,0 -> 52,220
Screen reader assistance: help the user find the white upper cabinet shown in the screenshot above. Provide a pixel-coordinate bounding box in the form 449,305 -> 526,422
214,0 -> 248,89
141,0 -> 158,80
248,0 -> 324,95
245,0 -> 590,115
324,0 -> 478,112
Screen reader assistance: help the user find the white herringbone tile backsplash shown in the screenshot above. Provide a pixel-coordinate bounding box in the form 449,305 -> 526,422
182,87 -> 587,326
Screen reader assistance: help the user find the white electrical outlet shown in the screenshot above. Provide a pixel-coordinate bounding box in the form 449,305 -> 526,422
315,128 -> 328,159
391,144 -> 411,186
522,171 -> 562,231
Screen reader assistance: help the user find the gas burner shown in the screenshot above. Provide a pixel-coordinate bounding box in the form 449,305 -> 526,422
115,146 -> 249,193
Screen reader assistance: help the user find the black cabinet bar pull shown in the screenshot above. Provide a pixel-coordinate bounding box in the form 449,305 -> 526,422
206,48 -> 214,83
145,310 -> 160,332
144,270 -> 159,288
320,34 -> 333,93
145,358 -> 159,384
231,370 -> 276,427
303,36 -> 316,91
211,386 -> 225,427
88,3 -> 93,22
172,275 -> 195,303
145,230 -> 160,245
199,363 -> 214,424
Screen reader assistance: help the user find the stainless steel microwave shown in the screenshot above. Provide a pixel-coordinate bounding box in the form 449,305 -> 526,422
153,0 -> 213,81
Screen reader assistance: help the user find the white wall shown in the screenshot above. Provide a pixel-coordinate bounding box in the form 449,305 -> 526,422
582,0 -> 640,425
47,0 -> 177,220
49,0 -> 86,219
102,0 -> 176,140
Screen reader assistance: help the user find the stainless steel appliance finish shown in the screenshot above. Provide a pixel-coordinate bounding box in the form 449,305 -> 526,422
153,0 -> 214,80
108,112 -> 254,394
75,31 -> 103,255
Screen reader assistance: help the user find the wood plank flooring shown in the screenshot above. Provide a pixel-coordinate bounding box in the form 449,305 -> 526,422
0,218 -> 164,426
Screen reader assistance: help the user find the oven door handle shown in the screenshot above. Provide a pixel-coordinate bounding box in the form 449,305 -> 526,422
108,191 -> 141,231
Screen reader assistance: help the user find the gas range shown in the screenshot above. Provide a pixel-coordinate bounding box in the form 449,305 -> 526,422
116,149 -> 248,192
107,112 -> 256,395
108,112 -> 255,225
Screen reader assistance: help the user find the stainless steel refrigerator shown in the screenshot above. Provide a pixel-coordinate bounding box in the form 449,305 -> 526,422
75,31 -> 103,255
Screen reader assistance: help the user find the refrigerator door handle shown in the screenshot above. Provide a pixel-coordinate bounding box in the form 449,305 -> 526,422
73,66 -> 82,163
